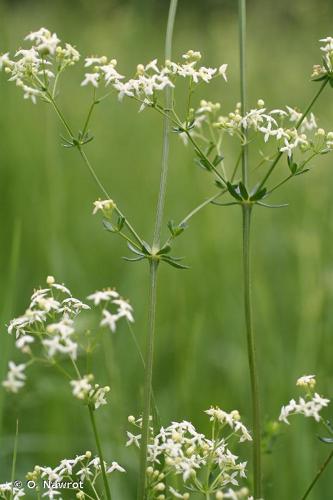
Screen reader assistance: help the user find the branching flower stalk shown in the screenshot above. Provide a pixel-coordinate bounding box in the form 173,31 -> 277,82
138,2 -> 178,498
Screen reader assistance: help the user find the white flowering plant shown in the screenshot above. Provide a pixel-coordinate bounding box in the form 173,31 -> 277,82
2,276 -> 133,499
126,408 -> 252,499
1,1 -> 333,499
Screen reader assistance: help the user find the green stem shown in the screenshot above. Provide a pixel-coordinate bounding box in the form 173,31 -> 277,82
47,93 -> 143,246
239,0 -> 248,188
153,0 -> 178,247
10,420 -> 19,500
257,79 -> 328,191
137,2 -> 178,498
137,260 -> 159,500
88,405 -> 112,500
238,2 -> 262,496
185,131 -> 227,185
242,204 -> 262,498
77,146 -> 143,246
82,89 -> 97,137
300,449 -> 333,500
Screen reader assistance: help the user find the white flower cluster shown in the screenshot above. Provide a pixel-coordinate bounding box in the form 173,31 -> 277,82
87,288 -> 134,333
0,482 -> 25,499
279,375 -> 330,424
81,56 -> 124,88
3,276 -> 133,394
70,374 -> 110,409
126,408 -> 250,498
191,98 -> 333,160
7,276 -> 89,362
312,36 -> 333,80
205,407 -> 252,442
23,450 -> 125,499
0,28 -> 80,103
2,361 -> 27,394
296,374 -> 316,390
81,48 -> 227,108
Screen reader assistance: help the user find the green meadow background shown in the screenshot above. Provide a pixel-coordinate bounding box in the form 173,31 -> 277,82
0,0 -> 333,497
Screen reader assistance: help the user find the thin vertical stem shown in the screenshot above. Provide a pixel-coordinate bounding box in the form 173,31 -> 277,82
153,0 -> 178,247
88,406 -> 112,500
239,1 -> 262,496
300,449 -> 333,500
242,205 -> 262,498
137,2 -> 178,499
10,420 -> 19,500
137,260 -> 159,499
239,0 -> 248,188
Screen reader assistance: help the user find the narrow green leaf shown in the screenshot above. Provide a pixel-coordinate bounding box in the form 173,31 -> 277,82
103,219 -> 115,232
127,243 -> 145,257
318,436 -> 333,444
162,256 -> 189,269
227,182 -> 243,201
238,182 -> 249,200
157,245 -> 171,255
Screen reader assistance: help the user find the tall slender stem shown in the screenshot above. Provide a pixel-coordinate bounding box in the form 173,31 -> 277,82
242,205 -> 262,497
239,0 -> 248,188
10,420 -> 19,500
138,3 -> 178,498
238,1 -> 262,497
153,0 -> 178,247
88,406 -> 112,500
137,260 -> 159,499
300,449 -> 333,500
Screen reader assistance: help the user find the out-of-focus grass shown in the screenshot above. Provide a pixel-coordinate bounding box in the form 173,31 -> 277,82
0,1 -> 333,498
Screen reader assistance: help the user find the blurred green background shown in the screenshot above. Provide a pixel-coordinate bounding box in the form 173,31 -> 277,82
1,0 -> 333,498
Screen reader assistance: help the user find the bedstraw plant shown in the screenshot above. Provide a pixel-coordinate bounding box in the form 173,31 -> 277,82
1,0 -> 333,498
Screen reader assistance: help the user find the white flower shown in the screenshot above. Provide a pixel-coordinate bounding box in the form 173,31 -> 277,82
76,466 -> 93,481
0,52 -> 10,70
296,375 -> 316,389
286,105 -> 302,123
22,84 -> 41,104
47,318 -> 75,337
90,384 -> 110,409
87,289 -> 119,305
70,375 -> 110,409
106,462 -> 126,473
81,72 -> 100,88
15,334 -> 34,353
279,393 -> 330,424
92,198 -> 116,215
113,298 -> 134,322
70,375 -> 93,400
84,56 -> 108,67
126,431 -> 141,447
42,335 -> 78,359
2,361 -> 27,393
205,407 -> 252,442
100,309 -> 120,332
51,282 -> 71,295
219,63 -> 228,81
